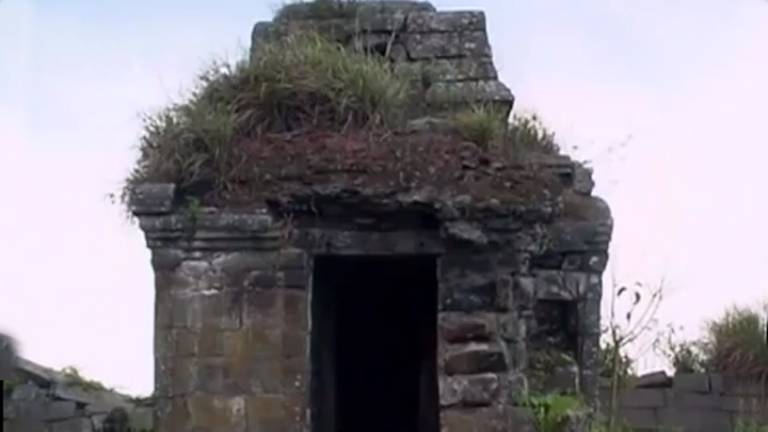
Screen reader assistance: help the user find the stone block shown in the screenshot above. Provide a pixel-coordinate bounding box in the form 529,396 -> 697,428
617,408 -> 658,430
283,292 -> 308,332
156,328 -> 198,358
657,408 -> 733,432
53,386 -> 131,411
406,11 -> 486,33
619,388 -> 666,409
427,81 -> 513,110
150,248 -> 185,272
187,394 -> 246,432
242,290 -> 283,329
246,395 -> 286,432
674,373 -> 710,393
439,313 -> 495,343
197,328 -> 242,357
444,344 -> 507,375
130,183 -> 175,215
408,58 -> 497,82
282,331 -> 308,360
405,31 -> 491,59
49,417 -> 94,432
501,371 -> 529,405
635,371 -> 672,389
170,290 -> 241,330
670,390 -> 722,410
441,406 -> 520,432
155,397 -> 189,432
439,374 -> 500,407
41,401 -> 77,421
282,357 -> 307,395
709,373 -> 724,394
441,278 -> 498,312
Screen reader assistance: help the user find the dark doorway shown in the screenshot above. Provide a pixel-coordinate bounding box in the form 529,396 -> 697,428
311,256 -> 439,432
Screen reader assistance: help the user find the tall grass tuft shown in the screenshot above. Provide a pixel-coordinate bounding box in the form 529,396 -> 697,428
703,304 -> 768,377
451,104 -> 506,149
123,31 -> 410,205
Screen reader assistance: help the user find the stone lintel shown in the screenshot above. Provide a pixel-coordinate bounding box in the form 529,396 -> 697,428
295,228 -> 444,255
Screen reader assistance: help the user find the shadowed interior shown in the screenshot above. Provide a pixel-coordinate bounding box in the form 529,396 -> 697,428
311,255 -> 439,432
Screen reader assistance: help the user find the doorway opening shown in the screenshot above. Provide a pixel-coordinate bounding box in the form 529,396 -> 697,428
311,255 -> 439,432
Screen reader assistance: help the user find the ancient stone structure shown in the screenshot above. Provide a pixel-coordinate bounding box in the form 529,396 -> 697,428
130,2 -> 613,431
251,0 -> 516,118
3,357 -> 153,432
603,371 -> 768,432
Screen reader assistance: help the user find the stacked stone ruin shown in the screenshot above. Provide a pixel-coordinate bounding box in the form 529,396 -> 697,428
131,2 -> 613,431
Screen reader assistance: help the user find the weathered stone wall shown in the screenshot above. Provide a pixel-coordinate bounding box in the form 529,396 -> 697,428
131,152 -> 611,432
3,358 -> 153,432
604,371 -> 768,432
251,1 -> 516,117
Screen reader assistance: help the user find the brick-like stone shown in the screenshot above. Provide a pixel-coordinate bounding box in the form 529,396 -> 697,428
42,401 -> 77,421
441,406 -> 514,432
674,373 -> 710,393
439,313 -> 495,343
171,291 -> 241,330
635,371 -> 672,389
187,394 -> 246,432
246,395 -> 286,432
242,290 -> 283,329
672,391 -> 721,409
619,388 -> 666,409
616,408 -> 658,430
657,407 -> 733,432
49,417 -> 94,432
130,183 -> 175,215
405,31 -> 491,59
283,292 -> 308,332
407,11 -> 486,33
444,345 -> 507,375
404,58 -> 497,82
440,374 -> 499,407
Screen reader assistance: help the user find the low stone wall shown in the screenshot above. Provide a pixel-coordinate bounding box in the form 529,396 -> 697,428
604,371 -> 768,432
3,358 -> 153,432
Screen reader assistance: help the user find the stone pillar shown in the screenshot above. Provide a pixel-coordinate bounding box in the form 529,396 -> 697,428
437,252 -> 531,431
133,185 -> 311,432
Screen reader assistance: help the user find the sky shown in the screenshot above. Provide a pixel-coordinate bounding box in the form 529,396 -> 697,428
1,0 -> 767,396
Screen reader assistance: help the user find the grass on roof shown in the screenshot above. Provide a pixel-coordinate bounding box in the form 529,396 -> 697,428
122,27 -> 565,211
123,31 -> 414,205
275,0 -> 361,22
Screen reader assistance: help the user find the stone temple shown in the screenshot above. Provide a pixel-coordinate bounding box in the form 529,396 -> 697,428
130,2 -> 613,431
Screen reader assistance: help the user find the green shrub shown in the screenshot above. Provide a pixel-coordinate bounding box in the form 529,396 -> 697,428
451,104 -> 506,149
507,112 -> 560,156
124,31 -> 411,203
657,325 -> 706,374
524,394 -> 585,432
702,304 -> 768,376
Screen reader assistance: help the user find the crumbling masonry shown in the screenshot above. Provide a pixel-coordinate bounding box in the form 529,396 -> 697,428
131,2 -> 613,431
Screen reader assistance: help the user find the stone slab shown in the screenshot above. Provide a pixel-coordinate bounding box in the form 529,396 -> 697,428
406,11 -> 486,33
